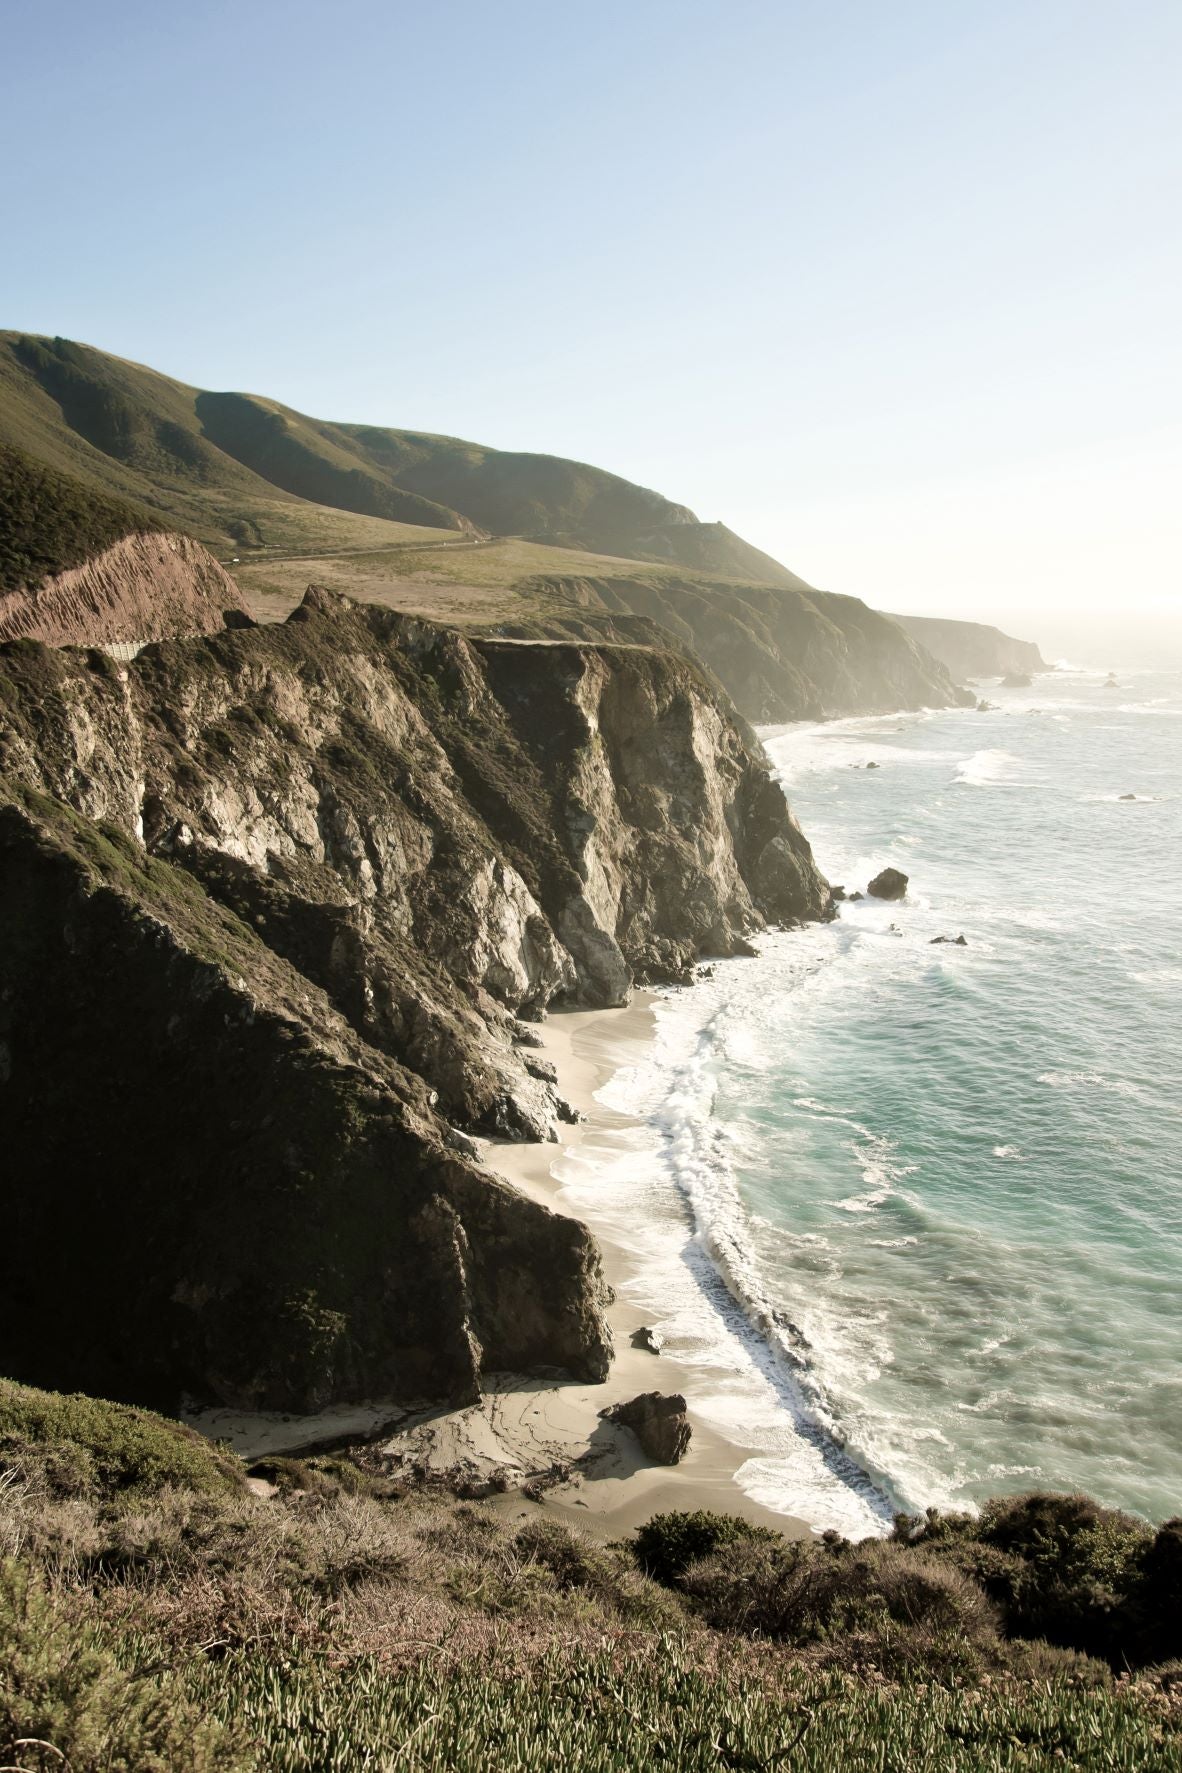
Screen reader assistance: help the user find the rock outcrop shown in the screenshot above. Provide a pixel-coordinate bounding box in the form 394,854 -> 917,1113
0,530 -> 249,649
0,590 -> 830,1416
600,1392 -> 691,1464
867,867 -> 909,901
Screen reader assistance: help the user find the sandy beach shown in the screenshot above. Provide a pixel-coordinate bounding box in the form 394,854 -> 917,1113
471,996 -> 813,1539
190,996 -> 813,1539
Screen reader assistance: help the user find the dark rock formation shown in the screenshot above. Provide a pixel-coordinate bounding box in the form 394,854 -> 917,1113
931,934 -> 969,946
1119,793 -> 1137,801
600,1392 -> 690,1463
0,591 -> 830,1416
630,1327 -> 664,1355
891,613 -> 1048,683
867,868 -> 909,901
1002,672 -> 1033,689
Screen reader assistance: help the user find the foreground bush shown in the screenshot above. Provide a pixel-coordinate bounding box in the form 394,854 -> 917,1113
0,1379 -> 244,1500
902,1493 -> 1182,1666
632,1509 -> 776,1586
0,1560 -> 242,1771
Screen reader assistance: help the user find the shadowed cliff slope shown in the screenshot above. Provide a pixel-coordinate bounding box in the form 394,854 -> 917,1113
0,591 -> 828,1413
497,574 -> 973,720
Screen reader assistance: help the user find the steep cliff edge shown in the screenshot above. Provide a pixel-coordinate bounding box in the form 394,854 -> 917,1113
0,592 -> 829,1414
891,614 -> 1048,682
0,528 -> 249,648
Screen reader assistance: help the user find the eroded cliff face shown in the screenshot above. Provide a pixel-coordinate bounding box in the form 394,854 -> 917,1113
0,590 -> 829,1414
502,574 -> 974,723
0,530 -> 249,649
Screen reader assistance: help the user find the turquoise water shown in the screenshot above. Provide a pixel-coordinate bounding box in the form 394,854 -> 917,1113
565,666 -> 1182,1532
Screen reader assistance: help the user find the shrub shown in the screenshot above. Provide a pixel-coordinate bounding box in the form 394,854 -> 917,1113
0,1558 -> 243,1771
1136,1517 -> 1182,1664
0,1380 -> 244,1500
682,1535 -> 998,1657
975,1492 -> 1152,1660
514,1517 -> 603,1591
632,1510 -> 776,1587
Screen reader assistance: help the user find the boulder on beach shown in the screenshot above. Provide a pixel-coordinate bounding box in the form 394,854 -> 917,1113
630,1326 -> 664,1355
867,867 -> 909,901
600,1392 -> 691,1464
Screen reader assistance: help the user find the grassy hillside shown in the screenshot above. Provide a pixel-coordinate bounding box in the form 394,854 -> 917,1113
1,1381 -> 1180,1771
0,333 -> 802,585
0,331 -> 970,717
0,335 -> 458,557
0,441 -> 156,592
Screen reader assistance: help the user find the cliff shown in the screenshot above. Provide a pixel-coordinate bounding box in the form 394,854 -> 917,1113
891,613 -> 1048,682
0,590 -> 829,1414
0,528 -> 249,648
503,574 -> 974,721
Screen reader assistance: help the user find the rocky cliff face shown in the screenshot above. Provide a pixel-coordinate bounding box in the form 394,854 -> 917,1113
0,590 -> 829,1415
0,530 -> 248,649
891,614 -> 1048,683
504,575 -> 974,723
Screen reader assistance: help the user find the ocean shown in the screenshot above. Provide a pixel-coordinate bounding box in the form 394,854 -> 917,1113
552,665 -> 1182,1537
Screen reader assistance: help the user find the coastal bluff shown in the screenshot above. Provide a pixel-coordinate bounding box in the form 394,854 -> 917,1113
0,588 -> 830,1416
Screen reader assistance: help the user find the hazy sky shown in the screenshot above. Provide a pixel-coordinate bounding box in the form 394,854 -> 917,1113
2,0 -> 1178,659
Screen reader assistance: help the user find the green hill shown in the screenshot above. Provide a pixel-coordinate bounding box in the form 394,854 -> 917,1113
0,332 -> 800,583
0,331 -> 970,719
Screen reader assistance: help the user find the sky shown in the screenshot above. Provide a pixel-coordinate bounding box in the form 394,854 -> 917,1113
2,0 -> 1179,662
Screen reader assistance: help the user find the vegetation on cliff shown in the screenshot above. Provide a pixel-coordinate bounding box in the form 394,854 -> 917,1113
0,441 -> 153,592
0,1385 -> 1179,1771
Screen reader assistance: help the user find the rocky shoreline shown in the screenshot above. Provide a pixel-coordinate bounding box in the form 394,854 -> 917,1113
0,588 -> 832,1425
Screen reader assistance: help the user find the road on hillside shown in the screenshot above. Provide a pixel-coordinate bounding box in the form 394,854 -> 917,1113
221,536 -> 504,567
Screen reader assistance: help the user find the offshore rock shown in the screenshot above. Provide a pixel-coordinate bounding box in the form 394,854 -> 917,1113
867,867 -> 909,901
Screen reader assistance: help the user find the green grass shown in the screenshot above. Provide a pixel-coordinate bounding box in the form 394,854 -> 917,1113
0,332 -> 800,586
188,1643 -> 1182,1773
